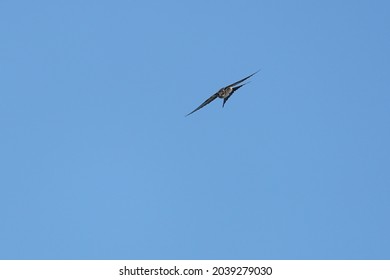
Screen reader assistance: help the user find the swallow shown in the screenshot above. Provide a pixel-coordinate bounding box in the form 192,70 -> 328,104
186,70 -> 259,116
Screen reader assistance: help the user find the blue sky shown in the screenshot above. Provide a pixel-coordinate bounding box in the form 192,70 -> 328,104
1,0 -> 389,259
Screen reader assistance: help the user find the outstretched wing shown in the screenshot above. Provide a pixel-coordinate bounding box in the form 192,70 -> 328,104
186,93 -> 219,116
226,70 -> 259,88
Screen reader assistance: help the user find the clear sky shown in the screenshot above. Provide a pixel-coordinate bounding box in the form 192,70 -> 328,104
1,0 -> 389,260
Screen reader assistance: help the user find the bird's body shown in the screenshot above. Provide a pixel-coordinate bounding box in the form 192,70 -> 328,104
218,87 -> 233,99
186,70 -> 259,116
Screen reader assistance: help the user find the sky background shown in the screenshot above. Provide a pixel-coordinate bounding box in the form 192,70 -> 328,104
1,0 -> 389,260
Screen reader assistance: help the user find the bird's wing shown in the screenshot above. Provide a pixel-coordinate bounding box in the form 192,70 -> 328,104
186,93 -> 219,116
226,70 -> 259,88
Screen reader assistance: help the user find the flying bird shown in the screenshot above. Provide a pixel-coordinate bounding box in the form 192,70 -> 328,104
186,70 -> 259,116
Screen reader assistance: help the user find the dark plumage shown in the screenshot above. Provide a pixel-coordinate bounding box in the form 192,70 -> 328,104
186,70 -> 259,116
